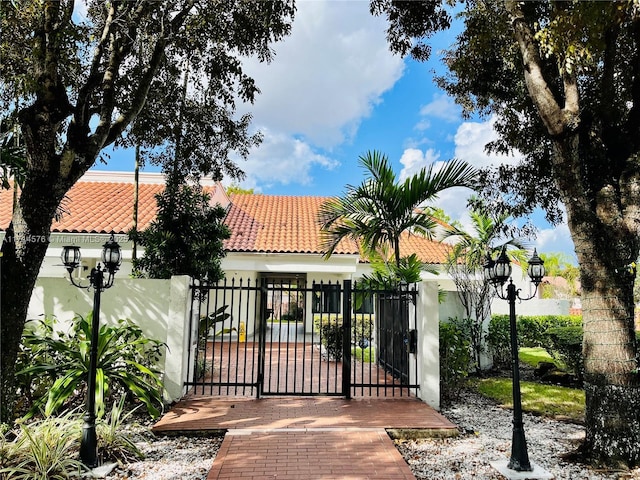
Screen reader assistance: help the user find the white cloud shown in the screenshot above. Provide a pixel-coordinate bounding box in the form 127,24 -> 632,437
398,148 -> 442,181
397,148 -> 474,222
414,119 -> 431,132
400,116 -> 521,225
232,128 -> 338,190
418,93 -> 460,123
451,117 -> 576,254
239,0 -> 404,149
398,116 -> 513,227
534,223 -> 576,258
430,186 -> 475,227
454,116 -> 522,169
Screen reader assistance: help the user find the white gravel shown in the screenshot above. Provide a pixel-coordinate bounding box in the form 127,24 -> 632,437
104,391 -> 640,479
398,390 -> 640,480
104,430 -> 223,480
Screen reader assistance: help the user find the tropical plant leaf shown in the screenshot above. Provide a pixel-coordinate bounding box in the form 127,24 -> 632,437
44,370 -> 85,417
19,314 -> 165,419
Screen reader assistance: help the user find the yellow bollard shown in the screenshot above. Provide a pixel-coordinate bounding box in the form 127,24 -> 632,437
239,321 -> 246,342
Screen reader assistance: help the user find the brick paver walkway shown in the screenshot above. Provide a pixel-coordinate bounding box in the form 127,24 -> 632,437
153,397 -> 457,479
209,430 -> 414,480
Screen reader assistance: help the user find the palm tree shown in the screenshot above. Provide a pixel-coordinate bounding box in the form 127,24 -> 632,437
538,252 -> 580,299
443,207 -> 528,270
441,203 -> 527,370
319,150 -> 477,268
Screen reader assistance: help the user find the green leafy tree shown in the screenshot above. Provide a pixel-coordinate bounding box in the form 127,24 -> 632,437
539,252 -> 580,299
319,150 -> 476,268
131,182 -> 230,281
442,203 -> 527,370
371,0 -> 640,465
226,184 -> 255,195
422,206 -> 462,229
0,0 -> 295,421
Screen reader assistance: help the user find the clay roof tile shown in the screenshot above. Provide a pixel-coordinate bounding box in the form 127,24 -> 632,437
1,178 -> 449,263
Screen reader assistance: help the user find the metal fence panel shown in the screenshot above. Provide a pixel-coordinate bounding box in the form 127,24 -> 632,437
184,278 -> 418,398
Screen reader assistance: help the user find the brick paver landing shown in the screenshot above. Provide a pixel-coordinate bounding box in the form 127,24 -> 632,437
153,397 -> 456,479
153,396 -> 455,432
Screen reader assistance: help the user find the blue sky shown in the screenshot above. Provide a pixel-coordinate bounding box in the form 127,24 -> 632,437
93,0 -> 575,260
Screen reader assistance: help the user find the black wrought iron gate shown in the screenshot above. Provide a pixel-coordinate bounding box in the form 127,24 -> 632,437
185,278 -> 418,398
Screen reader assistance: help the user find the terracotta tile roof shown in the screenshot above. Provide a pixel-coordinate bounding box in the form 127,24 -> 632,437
224,194 -> 360,255
398,231 -> 451,265
224,193 -> 450,263
58,182 -> 162,233
1,176 -> 450,264
0,190 -> 13,231
0,178 -> 221,234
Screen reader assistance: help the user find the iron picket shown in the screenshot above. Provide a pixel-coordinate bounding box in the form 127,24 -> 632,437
184,278 -> 419,398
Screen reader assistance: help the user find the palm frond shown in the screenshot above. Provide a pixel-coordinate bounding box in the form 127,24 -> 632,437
319,150 -> 476,267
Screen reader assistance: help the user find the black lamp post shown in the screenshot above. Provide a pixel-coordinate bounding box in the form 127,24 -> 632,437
0,251 -> 3,421
484,248 -> 545,472
61,233 -> 121,468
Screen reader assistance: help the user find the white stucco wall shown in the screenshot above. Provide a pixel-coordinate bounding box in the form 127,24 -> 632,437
416,280 -> 440,409
490,297 -> 570,316
26,275 -> 191,404
24,273 -> 445,409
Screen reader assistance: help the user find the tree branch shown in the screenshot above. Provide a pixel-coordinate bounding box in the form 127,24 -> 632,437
103,0 -> 197,146
93,2 -> 125,145
505,0 -> 567,137
74,0 -> 118,133
627,15 -> 640,149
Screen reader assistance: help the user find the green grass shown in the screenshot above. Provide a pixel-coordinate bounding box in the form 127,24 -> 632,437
474,377 -> 585,423
518,347 -> 557,368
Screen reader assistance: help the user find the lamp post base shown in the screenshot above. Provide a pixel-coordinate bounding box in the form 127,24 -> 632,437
80,417 -> 98,468
490,460 -> 553,479
85,462 -> 119,477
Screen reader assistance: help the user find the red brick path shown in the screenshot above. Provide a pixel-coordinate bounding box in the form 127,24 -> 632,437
208,430 -> 415,480
163,323 -> 451,479
153,397 -> 457,480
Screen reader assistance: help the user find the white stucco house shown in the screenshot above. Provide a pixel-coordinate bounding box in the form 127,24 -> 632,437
0,170 -> 462,311
0,171 -> 566,407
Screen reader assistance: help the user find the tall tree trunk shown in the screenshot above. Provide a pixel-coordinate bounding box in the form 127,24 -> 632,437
0,173 -> 72,421
393,236 -> 401,270
1,87 -> 83,420
507,1 -> 640,462
557,136 -> 640,465
575,232 -> 640,465
132,144 -> 140,262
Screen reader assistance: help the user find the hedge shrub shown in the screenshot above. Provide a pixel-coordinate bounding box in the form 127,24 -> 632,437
545,326 -> 584,381
486,315 -> 511,368
440,321 -> 471,401
519,315 -> 581,347
486,314 -> 582,368
315,317 -> 344,361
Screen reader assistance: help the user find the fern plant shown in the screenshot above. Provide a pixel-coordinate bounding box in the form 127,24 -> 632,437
18,314 -> 165,419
